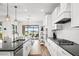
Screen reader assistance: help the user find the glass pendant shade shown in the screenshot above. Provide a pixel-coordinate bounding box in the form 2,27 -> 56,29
6,15 -> 10,21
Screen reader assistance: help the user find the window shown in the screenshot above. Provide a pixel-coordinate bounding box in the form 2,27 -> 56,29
23,25 -> 39,37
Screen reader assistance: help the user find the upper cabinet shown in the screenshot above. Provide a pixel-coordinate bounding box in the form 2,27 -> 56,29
52,3 -> 71,30
52,7 -> 60,30
52,7 -> 62,30
60,3 -> 71,13
71,3 -> 79,27
53,3 -> 71,24
52,7 -> 58,24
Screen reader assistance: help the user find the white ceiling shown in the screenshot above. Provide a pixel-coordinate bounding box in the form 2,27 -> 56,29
0,3 -> 59,23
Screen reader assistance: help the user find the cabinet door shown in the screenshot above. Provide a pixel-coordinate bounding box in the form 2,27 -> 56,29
0,52 -> 13,56
15,48 -> 23,56
23,40 -> 32,56
51,42 -> 58,56
45,40 -> 55,56
47,39 -> 58,56
52,7 -> 58,24
23,42 -> 28,56
71,3 -> 79,27
60,3 -> 71,12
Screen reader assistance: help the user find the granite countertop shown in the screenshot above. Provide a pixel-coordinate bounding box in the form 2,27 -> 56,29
48,37 -> 79,56
0,39 -> 30,51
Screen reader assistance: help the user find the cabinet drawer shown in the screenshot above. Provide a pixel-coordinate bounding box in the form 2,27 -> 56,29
0,52 -> 13,56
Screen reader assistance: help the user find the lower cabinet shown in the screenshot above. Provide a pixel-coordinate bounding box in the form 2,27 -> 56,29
45,39 -> 72,56
14,48 -> 23,56
0,52 -> 13,56
45,39 -> 58,56
23,40 -> 32,56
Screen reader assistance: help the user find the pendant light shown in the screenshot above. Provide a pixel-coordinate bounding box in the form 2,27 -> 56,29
6,3 -> 10,21
14,6 -> 18,25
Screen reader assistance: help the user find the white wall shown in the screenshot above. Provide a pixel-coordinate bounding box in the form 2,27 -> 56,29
18,20 -> 43,39
0,17 -> 43,40
17,22 -> 22,36
1,19 -> 23,41
47,15 -> 52,37
3,21 -> 12,38
43,14 -> 53,41
56,22 -> 79,44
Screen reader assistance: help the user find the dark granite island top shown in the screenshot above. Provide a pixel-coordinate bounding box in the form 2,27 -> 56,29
0,39 -> 29,51
48,37 -> 79,56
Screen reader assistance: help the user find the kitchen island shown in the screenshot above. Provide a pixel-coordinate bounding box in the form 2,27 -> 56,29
0,38 -> 32,56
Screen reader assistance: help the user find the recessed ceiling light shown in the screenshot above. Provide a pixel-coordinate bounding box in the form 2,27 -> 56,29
24,9 -> 28,12
41,9 -> 44,12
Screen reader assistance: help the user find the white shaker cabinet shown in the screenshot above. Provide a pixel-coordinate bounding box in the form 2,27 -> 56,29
57,3 -> 71,24
46,39 -> 58,56
52,3 -> 71,30
50,41 -> 58,56
0,52 -> 13,56
52,7 -> 58,24
60,3 -> 71,13
23,40 -> 32,56
71,3 -> 79,27
45,39 -> 72,56
52,7 -> 61,30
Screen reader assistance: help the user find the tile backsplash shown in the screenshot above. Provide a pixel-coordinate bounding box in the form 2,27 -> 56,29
56,22 -> 79,44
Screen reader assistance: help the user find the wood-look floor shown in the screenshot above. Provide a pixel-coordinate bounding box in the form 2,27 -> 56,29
28,40 -> 50,56
40,44 -> 50,56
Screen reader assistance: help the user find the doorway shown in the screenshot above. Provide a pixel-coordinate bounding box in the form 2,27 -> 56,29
22,25 -> 39,38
